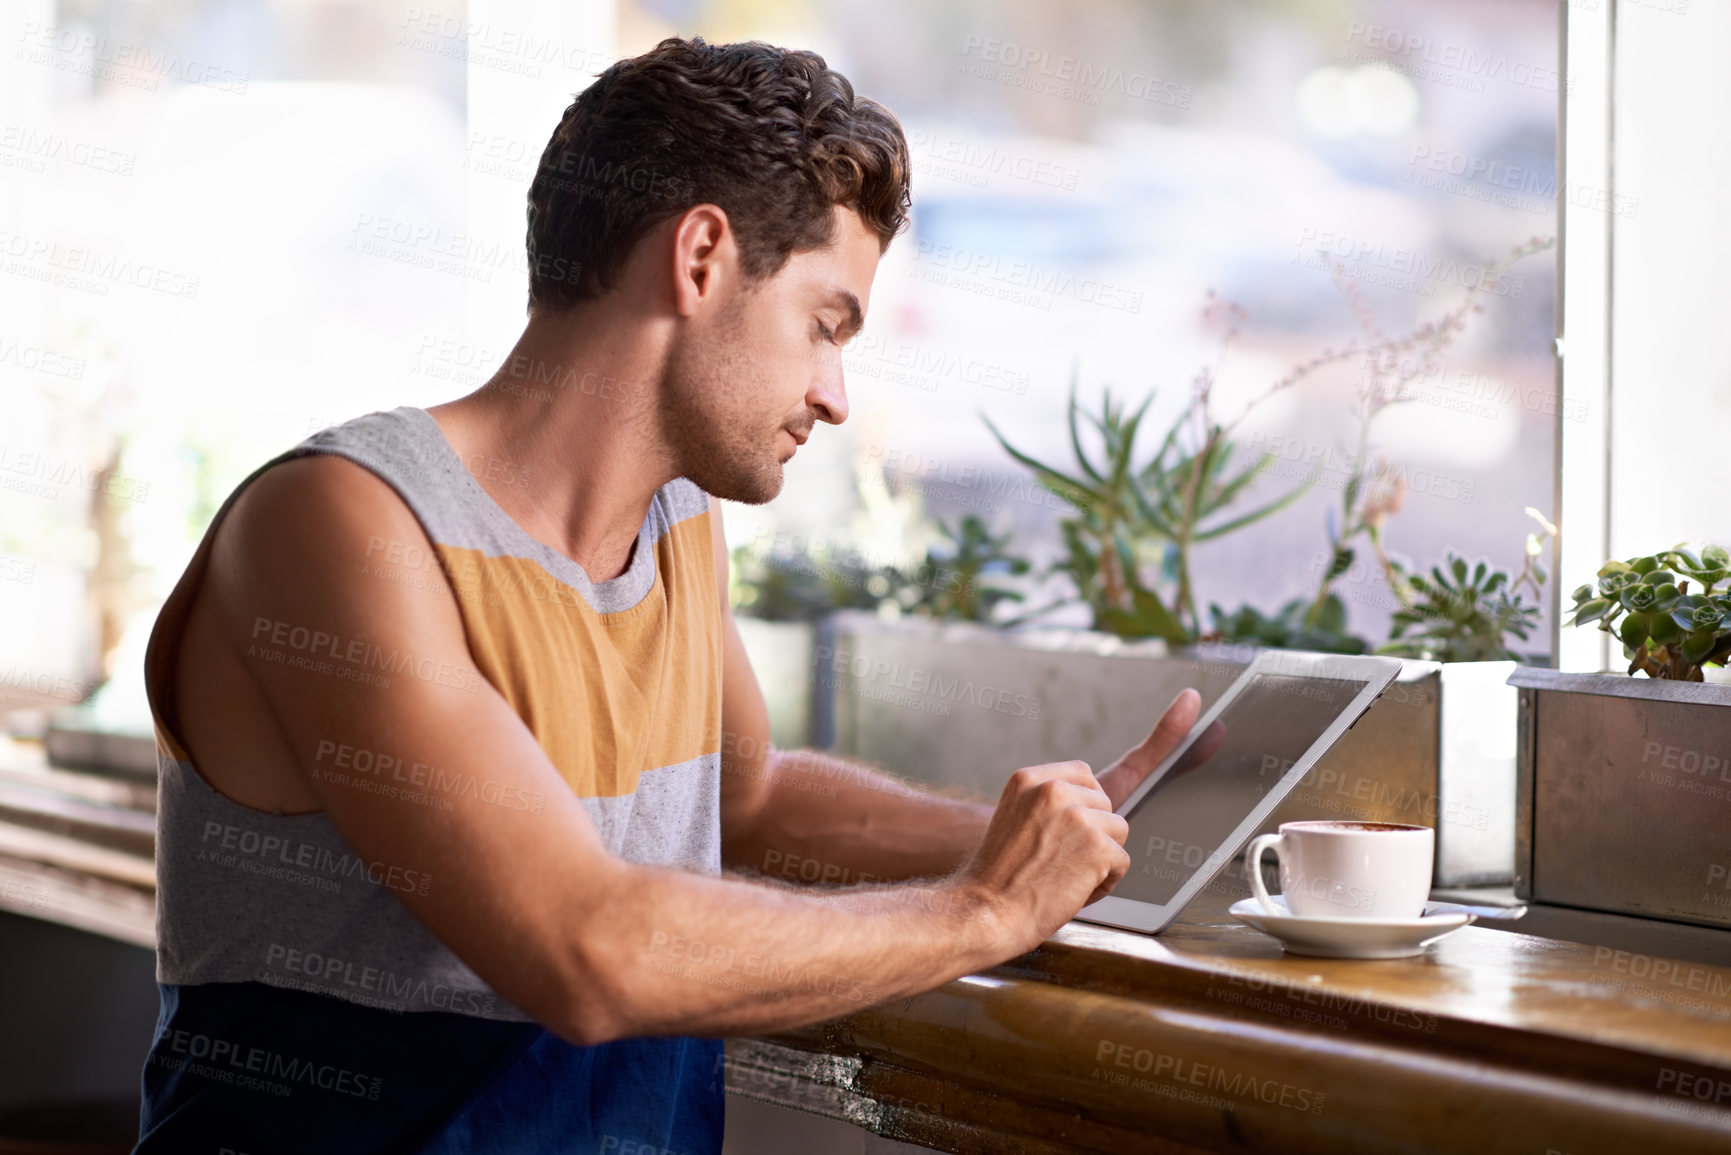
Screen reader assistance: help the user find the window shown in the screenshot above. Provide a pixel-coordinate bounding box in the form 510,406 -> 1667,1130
0,0 -> 1568,715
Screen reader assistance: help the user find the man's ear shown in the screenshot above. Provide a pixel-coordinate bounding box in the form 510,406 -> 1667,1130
670,204 -> 736,319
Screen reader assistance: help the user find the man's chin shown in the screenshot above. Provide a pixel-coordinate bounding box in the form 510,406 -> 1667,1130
692,461 -> 783,505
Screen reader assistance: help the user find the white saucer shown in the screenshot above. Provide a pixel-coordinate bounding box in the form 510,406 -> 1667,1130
1228,896 -> 1476,959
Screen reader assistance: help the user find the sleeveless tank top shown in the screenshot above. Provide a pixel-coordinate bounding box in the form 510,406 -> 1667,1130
133,407 -> 726,1154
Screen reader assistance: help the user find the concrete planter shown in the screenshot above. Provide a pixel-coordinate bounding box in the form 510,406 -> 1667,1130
1511,668 -> 1731,929
759,611 -> 1519,888
733,617 -> 823,752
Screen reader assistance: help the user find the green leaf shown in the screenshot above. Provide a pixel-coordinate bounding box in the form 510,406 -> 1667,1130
1107,412 -> 1145,496
1598,561 -> 1635,577
1111,526 -> 1140,582
1640,570 -> 1678,587
1314,592 -> 1348,635
1099,586 -> 1191,645
1631,556 -> 1659,575
1127,481 -> 1180,538
1620,585 -> 1660,613
1183,440 -> 1216,525
1599,569 -> 1640,596
1210,453 -> 1271,509
1649,613 -> 1684,646
1118,391 -> 1155,465
1064,376 -> 1105,484
1203,435 -> 1234,485
1683,628 -> 1718,664
1139,418 -> 1186,485
1569,598 -> 1611,626
1671,595 -> 1726,631
1193,475 -> 1315,541
983,415 -> 1097,506
1705,545 -> 1730,569
1620,612 -> 1650,649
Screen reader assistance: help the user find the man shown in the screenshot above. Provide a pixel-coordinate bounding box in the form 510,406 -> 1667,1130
134,36 -> 1200,1154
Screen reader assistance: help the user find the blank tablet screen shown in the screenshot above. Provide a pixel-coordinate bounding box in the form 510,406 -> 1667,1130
1113,672 -> 1368,905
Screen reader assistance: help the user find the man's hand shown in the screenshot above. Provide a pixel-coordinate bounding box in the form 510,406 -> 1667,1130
1096,689 -> 1204,811
956,761 -> 1130,955
951,690 -> 1206,954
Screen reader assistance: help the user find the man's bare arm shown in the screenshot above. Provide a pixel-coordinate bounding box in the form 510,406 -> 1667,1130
191,459 -> 1128,1045
726,699 -> 1199,886
727,744 -> 992,883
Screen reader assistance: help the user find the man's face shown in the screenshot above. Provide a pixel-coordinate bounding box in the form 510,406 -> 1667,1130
661,206 -> 879,504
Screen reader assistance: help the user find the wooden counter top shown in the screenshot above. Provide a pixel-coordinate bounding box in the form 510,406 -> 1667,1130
729,887 -> 1731,1154
6,721 -> 1727,1153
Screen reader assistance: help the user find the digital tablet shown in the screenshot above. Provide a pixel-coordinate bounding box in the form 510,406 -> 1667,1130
1076,649 -> 1403,935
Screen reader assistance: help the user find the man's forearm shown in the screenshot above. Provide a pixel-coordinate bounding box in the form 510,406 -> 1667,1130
722,749 -> 992,883
584,755 -> 1132,1046
578,861 -> 1006,1043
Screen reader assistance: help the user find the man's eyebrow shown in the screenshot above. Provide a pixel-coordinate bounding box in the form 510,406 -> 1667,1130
825,287 -> 864,338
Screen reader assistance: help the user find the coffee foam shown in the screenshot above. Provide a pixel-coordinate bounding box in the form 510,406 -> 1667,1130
1286,820 -> 1428,834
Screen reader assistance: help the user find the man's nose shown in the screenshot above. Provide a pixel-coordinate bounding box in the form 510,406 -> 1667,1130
809,368 -> 848,426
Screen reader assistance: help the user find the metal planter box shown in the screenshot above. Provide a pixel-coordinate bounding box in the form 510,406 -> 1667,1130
812,612 -> 1519,887
1511,668 -> 1731,928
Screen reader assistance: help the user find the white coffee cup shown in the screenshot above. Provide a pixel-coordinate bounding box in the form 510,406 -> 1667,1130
1246,820 -> 1434,920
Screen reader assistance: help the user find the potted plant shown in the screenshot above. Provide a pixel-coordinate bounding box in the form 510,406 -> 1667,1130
1511,545 -> 1731,928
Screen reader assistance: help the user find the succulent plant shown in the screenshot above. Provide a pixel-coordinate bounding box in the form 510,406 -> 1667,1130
901,514 -> 1030,623
730,511 -> 1030,626
1379,555 -> 1544,663
1567,545 -> 1731,680
1376,508 -> 1554,663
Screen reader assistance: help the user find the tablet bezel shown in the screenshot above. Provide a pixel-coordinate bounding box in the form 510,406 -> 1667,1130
1075,649 -> 1403,935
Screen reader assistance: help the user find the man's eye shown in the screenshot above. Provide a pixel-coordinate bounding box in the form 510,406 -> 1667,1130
815,321 -> 837,344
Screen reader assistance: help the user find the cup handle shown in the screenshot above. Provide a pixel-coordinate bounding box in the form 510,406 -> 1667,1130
1246,833 -> 1284,916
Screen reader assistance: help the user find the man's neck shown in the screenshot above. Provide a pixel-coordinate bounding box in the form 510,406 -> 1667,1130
427,303 -> 677,583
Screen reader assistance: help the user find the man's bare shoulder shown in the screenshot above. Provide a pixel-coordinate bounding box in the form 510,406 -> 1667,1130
198,452 -> 464,651
159,454 -> 470,811
225,452 -> 412,545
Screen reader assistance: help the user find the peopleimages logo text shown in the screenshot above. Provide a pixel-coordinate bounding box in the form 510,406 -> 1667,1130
1343,23 -> 1566,94
198,820 -> 431,897
249,616 -> 483,693
912,241 -> 1144,312
959,36 -> 1193,108
813,644 -> 1042,719
152,1028 -> 381,1098
1293,228 -> 1524,298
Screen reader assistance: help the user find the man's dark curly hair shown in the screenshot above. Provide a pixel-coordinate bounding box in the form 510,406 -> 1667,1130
525,36 -> 912,312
